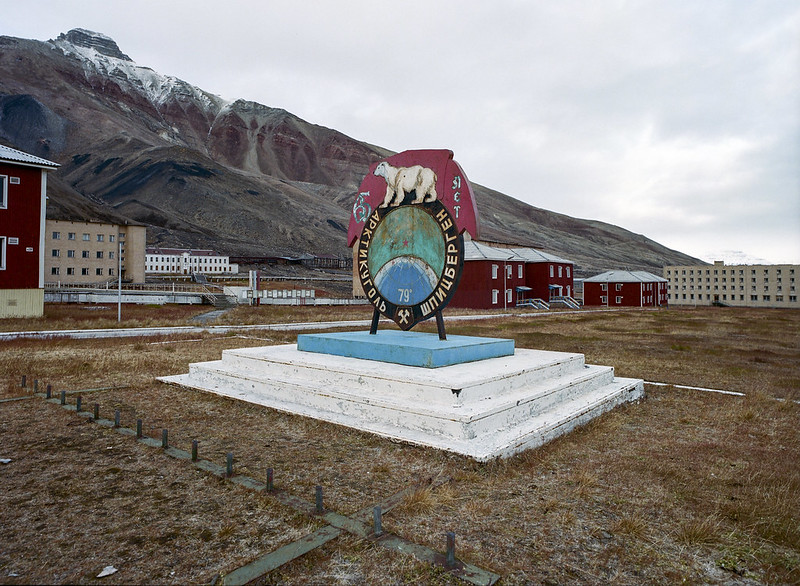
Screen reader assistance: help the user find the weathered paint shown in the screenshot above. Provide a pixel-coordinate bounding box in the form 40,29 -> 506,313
347,149 -> 479,246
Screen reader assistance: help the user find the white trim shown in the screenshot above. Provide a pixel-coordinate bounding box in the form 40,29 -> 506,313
38,171 -> 46,288
0,236 -> 6,270
0,175 -> 8,209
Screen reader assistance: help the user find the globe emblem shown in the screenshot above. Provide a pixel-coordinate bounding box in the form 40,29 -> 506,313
373,256 -> 439,305
367,205 -> 446,309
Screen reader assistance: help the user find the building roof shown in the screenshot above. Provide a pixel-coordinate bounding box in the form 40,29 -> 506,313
506,247 -> 572,264
146,247 -> 221,257
0,144 -> 60,169
463,240 -> 518,261
584,270 -> 668,283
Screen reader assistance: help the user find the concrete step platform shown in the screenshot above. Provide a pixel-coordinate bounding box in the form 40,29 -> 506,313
160,342 -> 643,461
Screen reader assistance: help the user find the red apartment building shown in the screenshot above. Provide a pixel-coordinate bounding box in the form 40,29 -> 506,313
449,241 -> 576,310
583,270 -> 668,307
449,241 -> 526,310
506,247 -> 575,301
0,144 -> 60,317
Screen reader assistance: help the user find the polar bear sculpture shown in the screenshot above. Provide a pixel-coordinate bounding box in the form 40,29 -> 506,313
374,161 -> 438,208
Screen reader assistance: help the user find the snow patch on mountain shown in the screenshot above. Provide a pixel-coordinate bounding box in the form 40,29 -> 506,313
50,29 -> 227,113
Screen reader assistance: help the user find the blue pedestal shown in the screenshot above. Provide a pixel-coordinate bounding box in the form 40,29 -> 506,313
296,330 -> 514,368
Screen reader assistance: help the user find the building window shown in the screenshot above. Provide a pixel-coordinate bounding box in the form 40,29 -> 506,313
615,283 -> 622,291
751,295 -> 758,301
600,295 -> 607,304
601,283 -> 607,291
518,264 -> 523,278
81,268 -> 89,276
51,249 -> 60,257
109,251 -> 114,259
506,264 -> 512,278
763,295 -> 770,302
109,234 -> 115,243
109,268 -> 114,276
558,266 -> 563,278
66,249 -> 75,258
82,250 -> 89,258
492,289 -> 499,304
96,268 -> 103,276
96,251 -> 104,259
492,265 -> 498,279
52,231 -> 61,240
82,233 -> 90,241
567,267 -> 571,278
506,289 -> 513,303
616,296 -> 623,303
51,267 -> 59,275
0,175 -> 7,208
549,265 -> 554,278
68,232 -> 76,240
66,267 -> 75,275
0,236 -> 6,270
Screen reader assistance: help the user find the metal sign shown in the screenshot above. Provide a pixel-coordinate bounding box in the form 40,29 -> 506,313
349,150 -> 479,333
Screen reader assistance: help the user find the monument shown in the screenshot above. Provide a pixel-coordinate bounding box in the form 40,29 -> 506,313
161,150 -> 643,460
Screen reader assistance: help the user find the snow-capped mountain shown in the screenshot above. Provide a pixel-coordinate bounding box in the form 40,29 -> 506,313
0,29 -> 702,270
51,29 -> 227,114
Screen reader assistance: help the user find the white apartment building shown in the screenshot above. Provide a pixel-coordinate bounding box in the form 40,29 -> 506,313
664,261 -> 798,308
146,247 -> 239,275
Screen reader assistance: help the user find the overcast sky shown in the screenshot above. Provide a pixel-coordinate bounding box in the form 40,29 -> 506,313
4,0 -> 799,264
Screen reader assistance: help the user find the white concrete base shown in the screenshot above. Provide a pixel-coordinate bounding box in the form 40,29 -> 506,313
159,345 -> 644,461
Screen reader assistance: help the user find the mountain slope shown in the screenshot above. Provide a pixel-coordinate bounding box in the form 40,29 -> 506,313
0,29 -> 702,274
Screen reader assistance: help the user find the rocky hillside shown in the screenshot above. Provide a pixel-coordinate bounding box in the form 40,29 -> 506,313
0,29 -> 702,275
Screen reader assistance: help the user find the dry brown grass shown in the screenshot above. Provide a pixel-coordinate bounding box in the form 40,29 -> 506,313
0,306 -> 798,584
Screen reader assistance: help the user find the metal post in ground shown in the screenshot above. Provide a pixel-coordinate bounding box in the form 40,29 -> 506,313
374,506 -> 383,536
446,532 -> 456,568
315,486 -> 323,513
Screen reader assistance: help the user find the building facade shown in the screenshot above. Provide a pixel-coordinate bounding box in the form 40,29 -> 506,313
0,144 -> 60,317
146,247 -> 239,276
583,270 -> 668,307
505,247 -> 575,301
447,241 -> 576,310
665,261 -> 798,308
45,220 -> 146,284
449,241 -> 526,310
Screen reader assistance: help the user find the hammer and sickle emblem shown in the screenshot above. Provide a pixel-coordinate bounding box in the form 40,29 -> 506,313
397,308 -> 411,324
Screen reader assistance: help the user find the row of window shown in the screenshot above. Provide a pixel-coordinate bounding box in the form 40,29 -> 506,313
52,231 -> 123,243
600,283 -> 664,291
148,256 -> 227,264
147,265 -> 231,273
490,289 -> 514,304
674,284 -> 794,292
489,264 -> 572,279
671,293 -> 798,302
52,249 -> 119,259
669,267 -> 794,276
599,296 -> 626,304
51,267 -> 114,276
